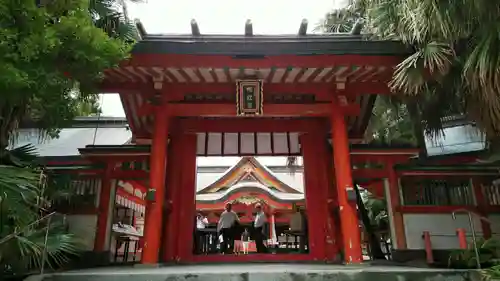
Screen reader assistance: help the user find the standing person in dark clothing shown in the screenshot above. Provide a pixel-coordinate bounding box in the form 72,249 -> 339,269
217,203 -> 239,254
253,203 -> 268,253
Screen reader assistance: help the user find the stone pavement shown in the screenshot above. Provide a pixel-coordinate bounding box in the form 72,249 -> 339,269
27,263 -> 479,281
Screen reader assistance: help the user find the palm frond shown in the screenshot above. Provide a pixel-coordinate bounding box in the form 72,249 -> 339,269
4,144 -> 39,167
89,0 -> 144,41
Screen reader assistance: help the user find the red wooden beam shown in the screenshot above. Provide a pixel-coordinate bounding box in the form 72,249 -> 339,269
111,170 -> 148,179
81,155 -> 149,161
120,54 -> 402,69
350,153 -> 417,163
116,188 -> 146,206
352,169 -> 389,179
175,118 -> 327,133
99,81 -> 391,97
397,205 -> 479,214
48,169 -> 103,175
137,103 -> 359,117
397,171 -> 499,177
205,217 -> 291,224
191,253 -> 313,263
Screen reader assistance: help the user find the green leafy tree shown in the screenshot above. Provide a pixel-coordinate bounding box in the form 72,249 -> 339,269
315,0 -> 500,265
0,0 -> 130,153
316,3 -> 422,152
0,0 -> 135,275
365,96 -> 417,146
0,145 -> 83,277
319,0 -> 500,158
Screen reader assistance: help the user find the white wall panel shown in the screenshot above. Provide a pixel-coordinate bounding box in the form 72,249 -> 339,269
273,133 -> 288,154
223,133 -> 239,155
206,133 -> 222,155
403,213 -> 482,249
256,133 -> 272,154
196,133 -> 206,155
289,133 -> 300,154
240,133 -> 255,154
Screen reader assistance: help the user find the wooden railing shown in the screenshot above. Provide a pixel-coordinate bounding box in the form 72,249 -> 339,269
401,179 -> 474,206
51,177 -> 101,212
482,182 -> 500,206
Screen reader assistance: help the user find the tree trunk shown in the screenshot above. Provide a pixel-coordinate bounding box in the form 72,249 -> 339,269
406,101 -> 428,159
353,182 -> 386,260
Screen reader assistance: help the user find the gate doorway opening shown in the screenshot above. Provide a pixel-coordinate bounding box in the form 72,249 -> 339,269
193,156 -> 310,260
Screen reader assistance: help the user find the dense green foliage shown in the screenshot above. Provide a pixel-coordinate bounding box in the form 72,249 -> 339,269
319,0 -> 500,156
448,237 -> 500,279
0,0 -> 140,276
366,96 -> 417,146
0,0 -> 130,151
90,0 -> 145,41
0,145 -> 83,277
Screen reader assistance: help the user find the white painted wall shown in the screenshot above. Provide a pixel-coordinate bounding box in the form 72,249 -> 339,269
488,214 -> 500,240
403,213 -> 482,249
66,215 -> 98,251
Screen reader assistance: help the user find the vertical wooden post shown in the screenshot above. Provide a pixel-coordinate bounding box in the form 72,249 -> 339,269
422,231 -> 433,264
162,133 -> 180,262
176,134 -> 198,262
457,228 -> 468,249
331,107 -> 363,264
301,133 -> 328,261
472,178 -> 492,238
315,134 -> 338,262
94,164 -> 114,252
142,109 -> 169,264
325,144 -> 343,259
386,162 -> 407,249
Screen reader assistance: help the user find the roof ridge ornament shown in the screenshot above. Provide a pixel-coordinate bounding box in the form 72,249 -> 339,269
298,19 -> 308,36
245,19 -> 253,36
191,19 -> 201,36
135,19 -> 147,39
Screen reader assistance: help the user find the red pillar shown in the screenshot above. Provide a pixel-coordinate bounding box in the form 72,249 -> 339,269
141,109 -> 169,264
457,228 -> 468,249
422,231 -> 434,264
176,134 -> 197,262
331,107 -> 363,264
269,212 -> 275,247
301,133 -> 327,261
312,133 -> 338,261
325,144 -> 343,260
94,166 -> 113,251
472,178 -> 492,238
163,134 -> 182,262
387,162 -> 407,249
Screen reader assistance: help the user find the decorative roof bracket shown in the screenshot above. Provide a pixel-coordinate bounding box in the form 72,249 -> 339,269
191,19 -> 201,36
245,20 -> 253,36
335,77 -> 346,90
153,75 -> 163,90
298,19 -> 308,36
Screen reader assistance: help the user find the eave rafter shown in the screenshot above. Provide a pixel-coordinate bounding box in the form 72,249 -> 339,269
99,25 -> 406,138
100,81 -> 391,98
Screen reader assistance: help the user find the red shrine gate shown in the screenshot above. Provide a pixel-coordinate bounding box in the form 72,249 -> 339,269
98,22 -> 409,264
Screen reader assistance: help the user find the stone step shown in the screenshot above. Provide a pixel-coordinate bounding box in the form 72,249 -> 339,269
26,264 -> 480,281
